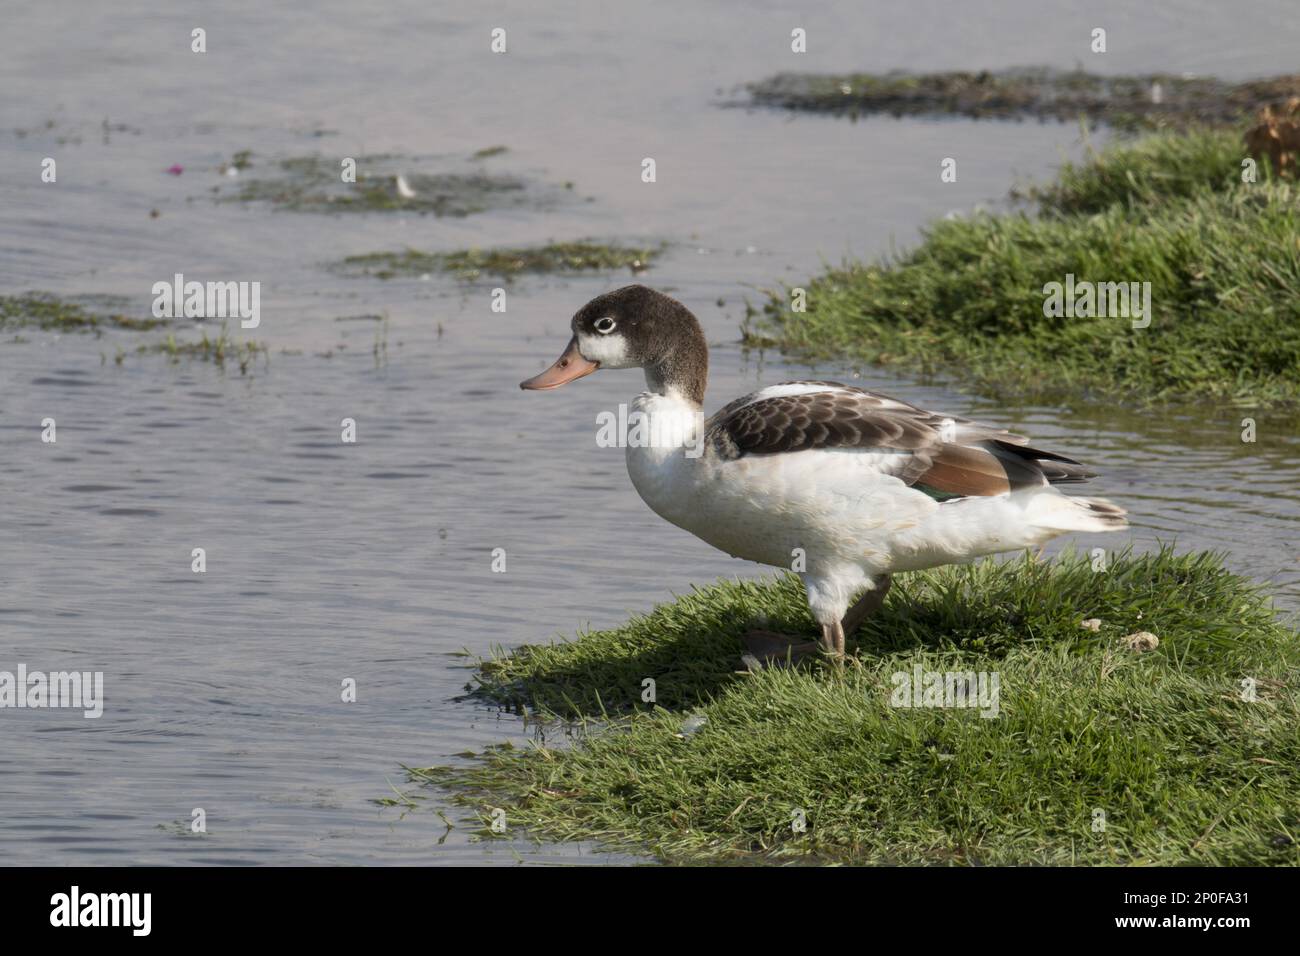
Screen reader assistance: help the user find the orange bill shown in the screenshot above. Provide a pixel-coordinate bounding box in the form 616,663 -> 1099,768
519,336 -> 599,390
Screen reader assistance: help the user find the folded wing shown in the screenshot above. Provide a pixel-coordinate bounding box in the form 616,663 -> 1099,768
706,382 -> 1096,500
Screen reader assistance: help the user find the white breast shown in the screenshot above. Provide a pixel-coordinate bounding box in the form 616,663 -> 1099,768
624,391 -> 702,528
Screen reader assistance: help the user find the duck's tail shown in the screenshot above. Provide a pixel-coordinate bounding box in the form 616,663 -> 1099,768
1026,491 -> 1129,533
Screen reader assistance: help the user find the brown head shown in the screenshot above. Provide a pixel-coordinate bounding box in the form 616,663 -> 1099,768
519,285 -> 709,406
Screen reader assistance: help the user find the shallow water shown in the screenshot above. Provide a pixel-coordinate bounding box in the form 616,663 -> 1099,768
1,0 -> 1298,865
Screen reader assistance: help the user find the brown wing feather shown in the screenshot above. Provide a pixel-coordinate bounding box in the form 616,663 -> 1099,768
916,445 -> 1013,496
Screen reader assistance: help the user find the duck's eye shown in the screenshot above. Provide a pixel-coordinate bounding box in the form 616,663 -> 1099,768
594,316 -> 616,334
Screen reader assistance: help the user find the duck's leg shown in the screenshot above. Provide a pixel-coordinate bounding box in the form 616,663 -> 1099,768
821,620 -> 846,658
742,617 -> 854,667
743,576 -> 891,669
841,575 -> 892,636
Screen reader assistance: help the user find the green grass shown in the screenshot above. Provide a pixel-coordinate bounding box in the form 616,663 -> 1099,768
420,549 -> 1299,864
134,325 -> 268,375
0,294 -> 266,374
336,241 -> 662,281
749,130 -> 1300,407
1025,128 -> 1255,214
1,293 -> 167,333
746,67 -> 1300,129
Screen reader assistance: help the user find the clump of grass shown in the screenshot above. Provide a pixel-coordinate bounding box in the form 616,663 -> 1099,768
140,326 -> 268,375
745,67 -> 1300,130
226,154 -> 539,215
4,293 -> 267,374
336,241 -> 662,281
423,549 -> 1299,864
751,131 -> 1300,407
1025,128 -> 1255,214
0,293 -> 167,333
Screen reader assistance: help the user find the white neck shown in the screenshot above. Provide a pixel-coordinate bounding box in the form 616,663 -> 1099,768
630,389 -> 706,460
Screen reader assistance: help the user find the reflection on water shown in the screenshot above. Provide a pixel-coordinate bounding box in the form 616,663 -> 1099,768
1,0 -> 1298,865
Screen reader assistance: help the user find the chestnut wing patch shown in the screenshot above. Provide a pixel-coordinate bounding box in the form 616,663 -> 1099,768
706,384 -> 1094,499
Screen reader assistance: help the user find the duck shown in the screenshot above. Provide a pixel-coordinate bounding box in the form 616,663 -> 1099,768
520,284 -> 1127,664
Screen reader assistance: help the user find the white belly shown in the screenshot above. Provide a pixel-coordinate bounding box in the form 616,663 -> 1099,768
627,436 -> 928,574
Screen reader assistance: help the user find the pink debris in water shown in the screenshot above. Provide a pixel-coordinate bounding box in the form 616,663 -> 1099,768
165,164 -> 184,176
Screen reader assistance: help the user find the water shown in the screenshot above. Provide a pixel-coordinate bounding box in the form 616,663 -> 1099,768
1,0 -> 1298,865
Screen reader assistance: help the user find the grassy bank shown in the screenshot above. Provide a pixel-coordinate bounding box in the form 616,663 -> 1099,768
746,129 -> 1300,407
745,68 -> 1300,129
1023,128 -> 1248,213
423,549 -> 1299,864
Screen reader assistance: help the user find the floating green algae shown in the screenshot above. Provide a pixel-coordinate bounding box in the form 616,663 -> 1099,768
745,67 -> 1300,130
223,154 -> 553,216
335,241 -> 663,281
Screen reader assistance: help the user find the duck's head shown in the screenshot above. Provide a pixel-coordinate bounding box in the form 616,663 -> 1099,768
519,285 -> 708,405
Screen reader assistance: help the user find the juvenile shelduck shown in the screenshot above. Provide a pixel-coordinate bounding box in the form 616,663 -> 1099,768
521,285 -> 1127,663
